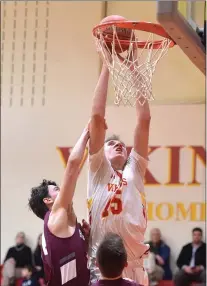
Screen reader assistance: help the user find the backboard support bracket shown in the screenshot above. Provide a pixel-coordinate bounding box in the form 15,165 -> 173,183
157,1 -> 205,75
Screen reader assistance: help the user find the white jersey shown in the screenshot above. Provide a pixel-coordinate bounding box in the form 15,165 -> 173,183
87,147 -> 149,285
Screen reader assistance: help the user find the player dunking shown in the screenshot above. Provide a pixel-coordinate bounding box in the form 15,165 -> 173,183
87,53 -> 150,285
28,126 -> 90,286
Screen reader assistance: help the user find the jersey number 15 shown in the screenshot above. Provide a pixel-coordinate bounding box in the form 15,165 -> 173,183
102,189 -> 122,218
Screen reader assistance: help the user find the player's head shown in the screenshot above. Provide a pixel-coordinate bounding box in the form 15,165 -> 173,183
192,227 -> 203,244
96,233 -> 127,279
28,179 -> 59,220
104,135 -> 128,170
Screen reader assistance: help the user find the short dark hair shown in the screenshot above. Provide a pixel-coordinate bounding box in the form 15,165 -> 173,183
105,134 -> 120,143
96,233 -> 127,278
192,227 -> 202,234
28,179 -> 57,220
105,134 -> 125,146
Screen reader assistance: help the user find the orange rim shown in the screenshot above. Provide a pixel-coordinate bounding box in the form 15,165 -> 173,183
93,21 -> 176,49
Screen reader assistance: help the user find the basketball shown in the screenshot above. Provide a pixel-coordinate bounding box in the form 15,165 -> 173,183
100,15 -> 132,53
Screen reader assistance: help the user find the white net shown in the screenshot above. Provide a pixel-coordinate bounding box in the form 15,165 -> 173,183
95,25 -> 172,106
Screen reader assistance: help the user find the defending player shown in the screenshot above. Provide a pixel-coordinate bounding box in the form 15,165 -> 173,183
92,233 -> 144,286
29,126 -> 90,286
87,52 -> 150,285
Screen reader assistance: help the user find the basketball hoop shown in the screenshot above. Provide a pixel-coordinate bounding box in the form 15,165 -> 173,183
93,20 -> 176,106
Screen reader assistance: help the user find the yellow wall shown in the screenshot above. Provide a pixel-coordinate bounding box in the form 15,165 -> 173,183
1,0 -> 103,260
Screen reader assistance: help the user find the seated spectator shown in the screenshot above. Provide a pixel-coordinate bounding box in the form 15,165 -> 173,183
145,228 -> 172,286
174,227 -> 206,286
33,234 -> 44,281
21,265 -> 40,286
2,232 -> 33,286
92,233 -> 142,286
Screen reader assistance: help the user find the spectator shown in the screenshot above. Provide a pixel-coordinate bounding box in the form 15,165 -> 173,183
33,234 -> 44,281
2,232 -> 33,286
145,228 -> 172,286
174,227 -> 206,286
21,265 -> 39,286
92,233 -> 142,286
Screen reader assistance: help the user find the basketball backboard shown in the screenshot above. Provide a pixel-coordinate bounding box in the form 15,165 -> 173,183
157,1 -> 206,75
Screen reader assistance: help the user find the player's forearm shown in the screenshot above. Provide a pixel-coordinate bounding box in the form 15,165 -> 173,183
57,129 -> 89,207
135,99 -> 151,121
134,100 -> 151,159
50,128 -> 89,213
91,64 -> 109,118
68,127 -> 89,167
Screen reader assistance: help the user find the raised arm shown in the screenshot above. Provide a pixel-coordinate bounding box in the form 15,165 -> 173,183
134,99 -> 151,159
117,51 -> 151,159
52,126 -> 89,213
89,64 -> 109,155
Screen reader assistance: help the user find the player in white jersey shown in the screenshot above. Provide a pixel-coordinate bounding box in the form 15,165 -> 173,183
87,56 -> 151,285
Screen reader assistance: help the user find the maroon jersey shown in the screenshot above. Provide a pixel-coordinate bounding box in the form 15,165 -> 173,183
92,278 -> 142,286
42,211 -> 90,286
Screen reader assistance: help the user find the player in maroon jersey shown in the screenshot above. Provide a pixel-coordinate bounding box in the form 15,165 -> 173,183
92,233 -> 144,286
28,125 -> 90,286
